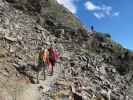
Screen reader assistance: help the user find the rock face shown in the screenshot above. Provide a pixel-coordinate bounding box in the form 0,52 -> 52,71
0,0 -> 133,100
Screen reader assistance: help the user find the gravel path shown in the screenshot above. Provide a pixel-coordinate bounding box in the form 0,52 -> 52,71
19,63 -> 63,100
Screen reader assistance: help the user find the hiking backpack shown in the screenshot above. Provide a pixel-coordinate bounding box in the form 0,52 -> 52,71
48,47 -> 60,62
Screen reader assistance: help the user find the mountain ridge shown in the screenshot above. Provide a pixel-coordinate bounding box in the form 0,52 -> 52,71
0,0 -> 133,99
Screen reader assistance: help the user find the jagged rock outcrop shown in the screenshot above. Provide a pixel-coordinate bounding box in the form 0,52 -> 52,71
0,0 -> 133,100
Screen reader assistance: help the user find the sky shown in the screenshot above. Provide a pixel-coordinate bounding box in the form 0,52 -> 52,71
56,0 -> 133,50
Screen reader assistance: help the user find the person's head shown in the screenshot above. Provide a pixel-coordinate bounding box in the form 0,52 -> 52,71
40,47 -> 45,51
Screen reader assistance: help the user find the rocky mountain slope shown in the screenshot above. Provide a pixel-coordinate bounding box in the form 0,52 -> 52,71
0,0 -> 133,100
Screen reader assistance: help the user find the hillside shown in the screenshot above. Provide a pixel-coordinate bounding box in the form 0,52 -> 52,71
0,0 -> 133,100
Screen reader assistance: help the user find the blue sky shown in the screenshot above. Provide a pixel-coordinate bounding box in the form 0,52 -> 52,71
56,0 -> 133,50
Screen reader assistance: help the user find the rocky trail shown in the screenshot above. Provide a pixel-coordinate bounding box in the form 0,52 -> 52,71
19,63 -> 63,100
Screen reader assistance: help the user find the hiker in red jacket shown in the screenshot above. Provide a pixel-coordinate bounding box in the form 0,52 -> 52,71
48,47 -> 60,76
